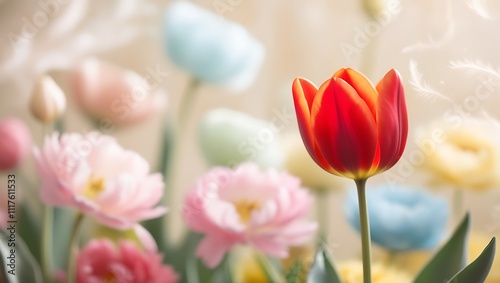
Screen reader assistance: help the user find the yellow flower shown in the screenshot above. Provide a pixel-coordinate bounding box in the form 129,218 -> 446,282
469,231 -> 500,283
338,261 -> 412,283
233,248 -> 268,283
283,135 -> 348,192
416,117 -> 500,191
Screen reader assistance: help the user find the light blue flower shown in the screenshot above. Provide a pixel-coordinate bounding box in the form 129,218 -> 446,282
164,1 -> 265,90
345,185 -> 449,251
198,108 -> 283,168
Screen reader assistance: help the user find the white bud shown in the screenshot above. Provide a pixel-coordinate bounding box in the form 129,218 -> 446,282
30,75 -> 66,123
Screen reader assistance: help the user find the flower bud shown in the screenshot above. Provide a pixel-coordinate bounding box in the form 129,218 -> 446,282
30,75 -> 66,123
0,118 -> 31,171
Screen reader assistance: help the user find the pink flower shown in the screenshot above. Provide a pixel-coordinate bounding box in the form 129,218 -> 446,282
183,163 -> 318,268
33,132 -> 167,229
76,240 -> 178,283
72,58 -> 165,126
0,118 -> 31,171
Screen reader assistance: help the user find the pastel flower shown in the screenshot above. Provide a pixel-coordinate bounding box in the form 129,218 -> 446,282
345,185 -> 449,251
199,108 -> 283,169
416,117 -> 500,190
72,58 -> 165,126
76,239 -> 178,283
183,162 -> 317,268
33,132 -> 167,229
292,68 -> 408,180
30,75 -> 66,123
164,1 -> 265,90
283,134 -> 347,191
0,118 -> 32,171
338,261 -> 412,283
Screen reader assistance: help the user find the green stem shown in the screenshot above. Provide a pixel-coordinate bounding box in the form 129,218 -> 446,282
41,122 -> 54,283
256,253 -> 284,283
453,189 -> 464,226
148,78 -> 201,250
355,179 -> 372,283
315,189 -> 329,242
41,206 -> 54,283
66,213 -> 85,283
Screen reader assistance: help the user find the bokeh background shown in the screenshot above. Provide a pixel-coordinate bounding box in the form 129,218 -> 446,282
1,0 -> 500,266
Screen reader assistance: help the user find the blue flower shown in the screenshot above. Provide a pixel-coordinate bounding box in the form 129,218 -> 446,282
345,185 -> 449,251
164,1 -> 265,90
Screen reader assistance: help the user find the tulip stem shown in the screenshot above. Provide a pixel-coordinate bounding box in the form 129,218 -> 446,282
453,189 -> 465,225
355,178 -> 372,283
315,190 -> 329,241
41,122 -> 54,283
148,77 -> 202,251
41,206 -> 54,283
66,213 -> 84,283
178,78 -> 201,131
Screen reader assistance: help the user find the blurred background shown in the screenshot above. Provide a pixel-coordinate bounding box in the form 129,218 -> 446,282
0,0 -> 500,267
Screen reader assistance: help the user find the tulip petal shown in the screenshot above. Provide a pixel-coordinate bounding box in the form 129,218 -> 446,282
333,68 -> 378,118
375,69 -> 408,169
292,78 -> 338,174
312,78 -> 378,178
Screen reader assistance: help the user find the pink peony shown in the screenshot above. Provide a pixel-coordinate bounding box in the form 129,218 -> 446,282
76,240 -> 178,283
0,118 -> 31,171
33,132 -> 167,229
183,163 -> 318,268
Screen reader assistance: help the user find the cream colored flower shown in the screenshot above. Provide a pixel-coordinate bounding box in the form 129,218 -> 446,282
283,135 -> 348,192
416,117 -> 500,191
338,261 -> 412,283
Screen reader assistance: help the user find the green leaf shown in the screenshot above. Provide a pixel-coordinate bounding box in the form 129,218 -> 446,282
256,253 -> 284,283
414,213 -> 470,283
285,260 -> 305,283
0,230 -> 43,283
447,237 -> 496,283
307,244 -> 342,283
52,207 -> 73,270
17,203 -> 41,263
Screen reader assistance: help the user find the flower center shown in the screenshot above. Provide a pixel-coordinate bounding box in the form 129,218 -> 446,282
234,200 -> 261,224
104,273 -> 117,283
82,176 -> 106,199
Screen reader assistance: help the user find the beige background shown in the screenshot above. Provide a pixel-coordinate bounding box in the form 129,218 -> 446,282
1,0 -> 500,263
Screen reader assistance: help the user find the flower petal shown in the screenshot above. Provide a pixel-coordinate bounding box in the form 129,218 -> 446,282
312,78 -> 378,178
333,68 -> 378,118
375,69 -> 408,170
292,78 -> 338,174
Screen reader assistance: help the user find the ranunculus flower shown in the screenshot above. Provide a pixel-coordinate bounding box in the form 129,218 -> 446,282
283,134 -> 347,191
72,58 -> 165,126
0,118 -> 32,171
292,68 -> 408,180
76,239 -> 178,283
338,261 -> 412,283
164,1 -> 265,90
345,185 -> 449,251
183,162 -> 317,268
416,117 -> 500,190
33,132 -> 167,229
198,108 -> 283,169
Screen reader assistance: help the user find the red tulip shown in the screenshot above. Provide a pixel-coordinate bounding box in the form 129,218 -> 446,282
292,68 -> 408,180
